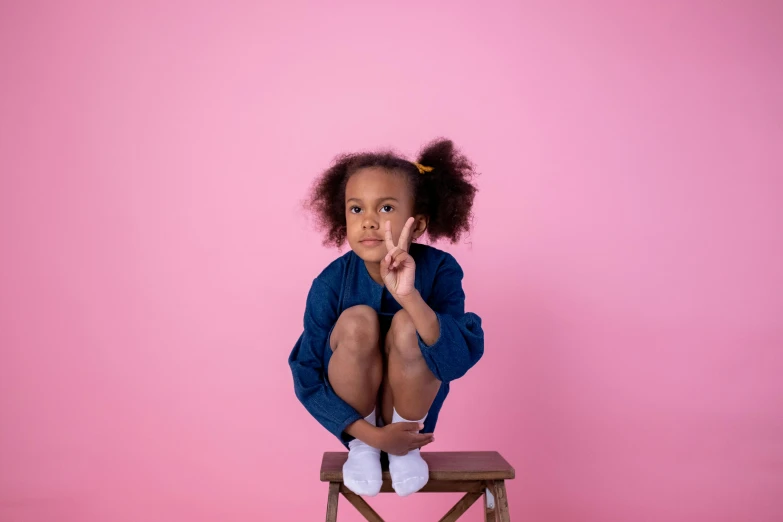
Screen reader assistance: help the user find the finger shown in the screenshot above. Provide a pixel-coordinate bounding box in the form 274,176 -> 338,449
412,431 -> 433,441
384,247 -> 402,267
384,220 -> 395,251
384,246 -> 403,266
410,438 -> 434,450
403,421 -> 424,431
409,432 -> 434,444
381,249 -> 392,269
398,217 -> 415,251
390,250 -> 409,270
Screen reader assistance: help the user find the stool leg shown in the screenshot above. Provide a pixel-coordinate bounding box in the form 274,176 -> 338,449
484,482 -> 497,522
325,482 -> 340,522
340,485 -> 385,522
494,480 -> 511,522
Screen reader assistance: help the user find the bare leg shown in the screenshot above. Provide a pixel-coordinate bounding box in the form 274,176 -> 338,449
385,309 -> 441,423
328,305 -> 383,417
330,306 -> 384,497
384,309 -> 439,497
380,366 -> 394,427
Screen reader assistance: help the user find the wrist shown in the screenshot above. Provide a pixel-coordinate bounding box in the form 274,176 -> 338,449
345,419 -> 382,446
397,289 -> 439,346
396,289 -> 421,308
366,425 -> 384,448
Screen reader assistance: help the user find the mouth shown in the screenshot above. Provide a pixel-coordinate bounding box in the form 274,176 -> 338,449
359,238 -> 383,246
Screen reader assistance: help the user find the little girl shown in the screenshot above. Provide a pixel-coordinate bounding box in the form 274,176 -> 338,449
288,138 -> 484,497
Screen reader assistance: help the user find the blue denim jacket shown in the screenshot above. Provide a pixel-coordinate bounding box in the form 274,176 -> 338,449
288,243 -> 484,447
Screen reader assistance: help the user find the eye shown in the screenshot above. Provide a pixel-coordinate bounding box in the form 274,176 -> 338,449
380,205 -> 394,213
349,206 -> 362,214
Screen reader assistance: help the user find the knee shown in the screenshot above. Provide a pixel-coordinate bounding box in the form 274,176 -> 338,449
386,310 -> 421,361
333,305 -> 380,357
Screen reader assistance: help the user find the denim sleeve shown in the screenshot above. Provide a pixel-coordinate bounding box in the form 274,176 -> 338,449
417,254 -> 484,382
289,278 -> 362,444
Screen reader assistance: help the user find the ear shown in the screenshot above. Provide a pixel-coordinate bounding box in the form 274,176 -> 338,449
410,214 -> 429,242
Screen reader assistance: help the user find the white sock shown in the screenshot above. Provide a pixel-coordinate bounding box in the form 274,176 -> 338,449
342,409 -> 382,497
388,408 -> 429,497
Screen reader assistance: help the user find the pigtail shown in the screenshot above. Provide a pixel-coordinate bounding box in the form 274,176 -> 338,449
415,138 -> 478,244
306,138 -> 479,248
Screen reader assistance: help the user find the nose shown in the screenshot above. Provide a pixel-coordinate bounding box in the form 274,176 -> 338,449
362,218 -> 378,229
362,213 -> 378,230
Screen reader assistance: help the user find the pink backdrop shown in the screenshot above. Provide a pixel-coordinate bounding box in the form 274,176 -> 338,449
1,2 -> 781,521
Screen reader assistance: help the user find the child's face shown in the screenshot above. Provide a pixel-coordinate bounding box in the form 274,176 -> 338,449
344,167 -> 426,264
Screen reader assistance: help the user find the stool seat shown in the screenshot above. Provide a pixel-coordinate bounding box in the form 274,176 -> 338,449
320,451 -> 514,521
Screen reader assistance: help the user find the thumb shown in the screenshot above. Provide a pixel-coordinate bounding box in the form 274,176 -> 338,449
404,422 -> 424,432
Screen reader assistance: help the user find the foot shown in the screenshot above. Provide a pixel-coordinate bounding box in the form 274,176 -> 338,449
389,448 -> 429,496
343,438 -> 382,496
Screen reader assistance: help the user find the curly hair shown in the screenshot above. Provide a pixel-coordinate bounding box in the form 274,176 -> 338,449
306,138 -> 479,248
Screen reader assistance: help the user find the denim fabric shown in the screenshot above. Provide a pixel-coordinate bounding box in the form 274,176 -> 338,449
288,243 -> 484,447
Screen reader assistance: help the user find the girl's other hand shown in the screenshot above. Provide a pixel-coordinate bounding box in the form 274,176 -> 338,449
375,422 -> 433,456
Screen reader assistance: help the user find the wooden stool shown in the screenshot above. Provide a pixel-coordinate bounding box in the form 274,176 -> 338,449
320,451 -> 514,521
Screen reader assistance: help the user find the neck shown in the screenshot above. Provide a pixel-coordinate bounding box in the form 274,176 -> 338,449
364,260 -> 383,285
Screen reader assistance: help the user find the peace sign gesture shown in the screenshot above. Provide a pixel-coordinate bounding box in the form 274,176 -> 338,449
381,217 -> 417,299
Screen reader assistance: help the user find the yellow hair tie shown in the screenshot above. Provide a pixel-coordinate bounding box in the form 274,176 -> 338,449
413,162 -> 434,174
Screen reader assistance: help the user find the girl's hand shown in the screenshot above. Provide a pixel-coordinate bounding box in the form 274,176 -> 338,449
375,422 -> 433,456
381,217 -> 416,299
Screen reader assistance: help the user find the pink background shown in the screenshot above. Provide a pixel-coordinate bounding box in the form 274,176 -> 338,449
1,1 -> 782,521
